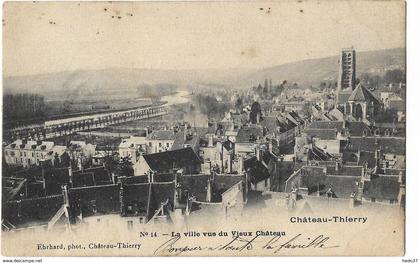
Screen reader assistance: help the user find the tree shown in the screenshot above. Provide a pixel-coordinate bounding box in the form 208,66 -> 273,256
384,69 -> 405,84
60,152 -> 71,168
375,108 -> 398,123
235,97 -> 243,112
116,156 -> 134,177
249,101 -> 262,124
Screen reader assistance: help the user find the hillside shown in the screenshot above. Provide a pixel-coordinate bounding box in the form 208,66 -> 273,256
245,48 -> 405,87
3,48 -> 405,100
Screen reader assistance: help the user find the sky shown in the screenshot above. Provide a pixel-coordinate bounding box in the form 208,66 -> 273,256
2,0 -> 405,77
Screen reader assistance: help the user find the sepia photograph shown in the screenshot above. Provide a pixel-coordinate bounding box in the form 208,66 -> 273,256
0,0 -> 413,258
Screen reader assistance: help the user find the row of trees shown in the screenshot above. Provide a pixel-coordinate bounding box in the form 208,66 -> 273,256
3,93 -> 47,121
252,79 -> 289,100
193,94 -> 230,119
359,69 -> 405,88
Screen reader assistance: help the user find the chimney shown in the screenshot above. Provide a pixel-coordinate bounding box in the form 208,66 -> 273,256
68,167 -> 73,187
375,149 -> 381,168
349,192 -> 356,208
362,163 -> 371,182
148,171 -> 155,183
61,185 -> 70,207
111,173 -> 117,184
174,171 -> 182,208
335,161 -> 339,171
206,179 -> 212,202
255,146 -> 261,161
398,172 -> 404,184
238,156 -> 244,173
227,154 -> 232,173
208,134 -> 214,147
398,174 -> 405,207
288,188 -> 298,210
119,177 -> 126,216
268,141 -> 273,153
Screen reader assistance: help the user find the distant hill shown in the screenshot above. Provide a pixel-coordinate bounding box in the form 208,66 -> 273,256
244,48 -> 405,87
3,48 -> 405,100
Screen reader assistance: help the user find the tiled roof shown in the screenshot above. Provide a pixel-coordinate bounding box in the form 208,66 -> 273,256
337,91 -> 352,104
389,100 -> 406,112
146,130 -> 175,141
363,175 -> 401,201
119,136 -> 146,148
305,128 -> 337,140
244,156 -> 271,184
348,84 -> 381,103
328,108 -> 344,121
142,147 -> 202,172
69,184 -> 120,216
308,145 -> 333,161
301,172 -> 360,199
2,177 -> 26,201
236,126 -> 264,143
325,165 -> 363,176
346,121 -> 371,136
308,121 -> 343,130
76,167 -> 112,185
259,116 -> 281,135
72,172 -> 95,188
179,175 -> 210,202
44,167 -> 71,195
171,132 -> 200,151
344,137 -> 405,155
358,151 -> 377,168
3,195 -> 64,228
6,140 -> 55,151
288,111 -> 305,125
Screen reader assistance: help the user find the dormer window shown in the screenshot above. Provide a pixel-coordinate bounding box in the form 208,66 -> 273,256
363,129 -> 368,137
385,129 -> 390,137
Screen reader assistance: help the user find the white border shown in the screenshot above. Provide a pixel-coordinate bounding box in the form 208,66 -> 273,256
1,0 -> 419,262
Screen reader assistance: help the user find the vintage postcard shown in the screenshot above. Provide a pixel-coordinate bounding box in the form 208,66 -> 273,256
1,0 -> 406,257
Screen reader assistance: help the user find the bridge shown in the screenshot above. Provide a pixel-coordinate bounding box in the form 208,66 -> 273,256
5,105 -> 168,142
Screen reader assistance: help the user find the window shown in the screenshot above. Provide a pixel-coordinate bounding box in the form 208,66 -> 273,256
166,143 -> 170,148
363,129 -> 368,137
159,142 -> 162,147
149,142 -> 152,147
127,220 -> 133,230
32,152 -> 34,157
